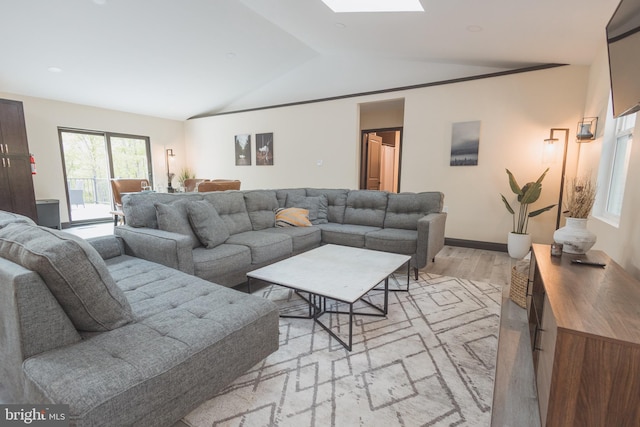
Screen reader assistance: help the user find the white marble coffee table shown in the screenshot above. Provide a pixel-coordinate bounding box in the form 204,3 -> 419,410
247,244 -> 411,350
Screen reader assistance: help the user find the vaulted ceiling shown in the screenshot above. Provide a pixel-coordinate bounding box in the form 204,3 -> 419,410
0,0 -> 621,120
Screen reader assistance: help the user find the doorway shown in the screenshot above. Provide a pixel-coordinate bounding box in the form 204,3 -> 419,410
360,128 -> 402,192
59,128 -> 152,224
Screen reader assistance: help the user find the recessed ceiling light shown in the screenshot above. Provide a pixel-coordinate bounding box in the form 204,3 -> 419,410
226,52 -> 236,59
92,0 -> 107,5
47,66 -> 63,73
321,0 -> 424,13
466,25 -> 484,32
334,22 -> 346,29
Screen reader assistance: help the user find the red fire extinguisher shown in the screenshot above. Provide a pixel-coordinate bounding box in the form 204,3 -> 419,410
30,153 -> 36,175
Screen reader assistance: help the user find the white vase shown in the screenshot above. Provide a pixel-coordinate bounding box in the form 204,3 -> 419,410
553,218 -> 597,254
508,232 -> 532,259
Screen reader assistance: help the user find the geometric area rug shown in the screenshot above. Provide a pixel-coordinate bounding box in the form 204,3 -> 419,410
183,273 -> 503,427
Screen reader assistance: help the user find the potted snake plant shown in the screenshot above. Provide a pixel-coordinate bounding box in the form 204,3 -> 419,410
177,168 -> 195,191
500,168 -> 555,259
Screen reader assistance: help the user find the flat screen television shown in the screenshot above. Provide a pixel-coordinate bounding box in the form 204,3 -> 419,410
607,0 -> 640,118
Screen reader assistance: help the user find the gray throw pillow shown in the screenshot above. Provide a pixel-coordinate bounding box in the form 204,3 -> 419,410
285,194 -> 329,224
0,223 -> 134,332
187,200 -> 230,249
155,200 -> 201,248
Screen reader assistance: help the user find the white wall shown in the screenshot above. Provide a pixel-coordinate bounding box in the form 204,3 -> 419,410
359,99 -> 405,130
576,47 -> 640,278
185,66 -> 589,246
185,100 -> 361,189
0,92 -> 185,223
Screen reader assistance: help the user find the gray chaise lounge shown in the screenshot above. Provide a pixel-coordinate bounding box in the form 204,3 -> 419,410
115,188 -> 447,288
0,211 -> 279,426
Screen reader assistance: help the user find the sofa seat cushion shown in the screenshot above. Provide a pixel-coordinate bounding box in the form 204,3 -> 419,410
190,245 -> 252,282
263,226 -> 321,253
226,231 -> 293,264
317,223 -> 381,248
24,257 -> 278,425
365,228 -> 418,254
0,223 -> 133,332
106,255 -> 258,318
344,190 -> 389,227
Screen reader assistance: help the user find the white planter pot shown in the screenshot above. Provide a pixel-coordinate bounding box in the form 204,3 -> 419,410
508,232 -> 532,259
553,217 -> 597,254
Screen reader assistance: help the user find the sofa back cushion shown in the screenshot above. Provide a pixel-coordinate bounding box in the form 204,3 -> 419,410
122,192 -> 202,228
0,223 -> 134,332
285,194 -> 328,225
0,210 -> 36,229
344,190 -> 388,227
384,192 -> 444,230
155,200 -> 202,248
276,188 -> 307,208
306,189 -> 348,223
202,192 -> 253,235
244,190 -> 279,230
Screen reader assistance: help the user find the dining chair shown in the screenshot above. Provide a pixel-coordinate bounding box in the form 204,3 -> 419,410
197,180 -> 241,192
183,178 -> 209,192
110,178 -> 151,225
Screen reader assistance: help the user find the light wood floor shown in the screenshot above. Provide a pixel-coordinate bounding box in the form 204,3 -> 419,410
1,224 -> 540,426
424,245 -> 541,427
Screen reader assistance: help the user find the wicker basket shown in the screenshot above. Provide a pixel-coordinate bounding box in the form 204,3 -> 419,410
510,264 -> 529,308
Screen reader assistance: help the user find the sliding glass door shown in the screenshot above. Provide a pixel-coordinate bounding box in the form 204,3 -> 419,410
59,129 -> 152,224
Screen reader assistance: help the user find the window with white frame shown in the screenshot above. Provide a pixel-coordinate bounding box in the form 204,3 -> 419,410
595,111 -> 635,224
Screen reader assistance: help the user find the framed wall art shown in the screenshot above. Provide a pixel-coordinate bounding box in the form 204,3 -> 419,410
235,134 -> 251,166
450,121 -> 480,166
256,132 -> 274,166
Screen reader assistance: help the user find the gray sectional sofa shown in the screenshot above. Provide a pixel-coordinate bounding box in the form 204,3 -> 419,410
0,211 -> 279,426
115,188 -> 447,287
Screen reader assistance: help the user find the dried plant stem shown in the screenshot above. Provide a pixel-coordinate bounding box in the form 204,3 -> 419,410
564,176 -> 596,218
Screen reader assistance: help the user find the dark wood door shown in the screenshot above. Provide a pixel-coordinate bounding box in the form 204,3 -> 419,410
366,134 -> 382,190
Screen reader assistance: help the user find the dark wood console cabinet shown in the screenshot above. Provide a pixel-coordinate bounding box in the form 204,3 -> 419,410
528,244 -> 640,426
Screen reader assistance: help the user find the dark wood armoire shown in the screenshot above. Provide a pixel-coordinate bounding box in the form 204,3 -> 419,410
0,98 -> 37,221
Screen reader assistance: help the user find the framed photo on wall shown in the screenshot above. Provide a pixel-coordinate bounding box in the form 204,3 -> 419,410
450,121 -> 480,166
235,134 -> 251,166
256,132 -> 274,166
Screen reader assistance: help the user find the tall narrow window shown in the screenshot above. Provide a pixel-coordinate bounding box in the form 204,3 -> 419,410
595,112 -> 635,224
606,116 -> 633,215
59,129 -> 152,224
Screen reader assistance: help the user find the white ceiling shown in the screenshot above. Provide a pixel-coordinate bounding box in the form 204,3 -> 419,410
0,0 -> 621,120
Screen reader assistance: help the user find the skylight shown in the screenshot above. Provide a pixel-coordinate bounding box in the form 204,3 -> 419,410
321,0 -> 424,13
